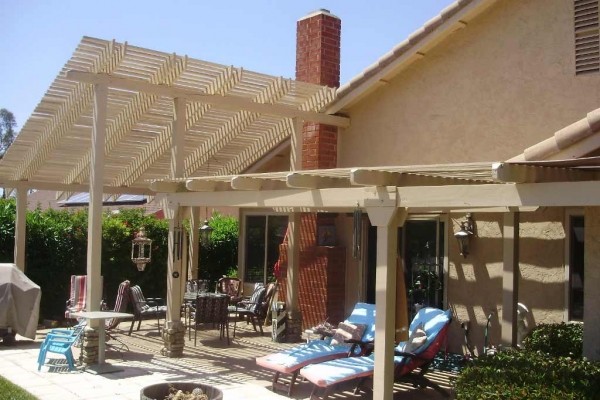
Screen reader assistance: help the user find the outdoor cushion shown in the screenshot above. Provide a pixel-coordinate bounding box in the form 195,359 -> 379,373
300,308 -> 452,388
256,340 -> 356,374
256,303 -> 376,375
403,326 -> 427,353
330,322 -> 366,346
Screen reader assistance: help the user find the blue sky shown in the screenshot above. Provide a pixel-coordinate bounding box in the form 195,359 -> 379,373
2,0 -> 454,129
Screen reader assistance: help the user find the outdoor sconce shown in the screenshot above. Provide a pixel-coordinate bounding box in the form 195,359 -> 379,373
454,213 -> 475,258
131,227 -> 152,271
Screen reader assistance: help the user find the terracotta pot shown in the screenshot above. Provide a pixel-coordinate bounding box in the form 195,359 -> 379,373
140,382 -> 223,400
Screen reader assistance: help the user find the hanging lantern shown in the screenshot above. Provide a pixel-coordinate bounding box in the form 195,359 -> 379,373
131,227 -> 152,271
200,218 -> 213,246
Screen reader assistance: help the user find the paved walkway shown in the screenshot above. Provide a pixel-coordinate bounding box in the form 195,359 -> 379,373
0,321 -> 455,399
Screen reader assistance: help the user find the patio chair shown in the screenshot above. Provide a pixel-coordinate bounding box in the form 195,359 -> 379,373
64,275 -> 87,321
232,282 -> 276,336
127,284 -> 166,335
64,275 -> 106,323
37,321 -> 85,371
104,280 -> 131,352
255,302 -> 376,396
299,307 -> 452,400
216,276 -> 243,305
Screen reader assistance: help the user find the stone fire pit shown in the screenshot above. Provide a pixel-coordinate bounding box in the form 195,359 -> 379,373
140,382 -> 223,400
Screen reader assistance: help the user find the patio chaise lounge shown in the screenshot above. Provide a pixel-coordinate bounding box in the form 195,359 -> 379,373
299,307 -> 452,399
255,302 -> 376,396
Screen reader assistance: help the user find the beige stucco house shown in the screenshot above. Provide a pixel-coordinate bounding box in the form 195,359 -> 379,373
1,0 -> 600,398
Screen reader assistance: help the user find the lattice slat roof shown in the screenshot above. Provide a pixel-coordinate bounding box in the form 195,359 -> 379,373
0,37 -> 340,195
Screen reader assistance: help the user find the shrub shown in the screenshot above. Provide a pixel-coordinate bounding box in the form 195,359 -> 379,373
0,199 -> 238,321
454,350 -> 600,399
198,212 -> 239,286
522,322 -> 583,358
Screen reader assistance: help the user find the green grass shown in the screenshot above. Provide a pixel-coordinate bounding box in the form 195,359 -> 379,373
0,375 -> 38,400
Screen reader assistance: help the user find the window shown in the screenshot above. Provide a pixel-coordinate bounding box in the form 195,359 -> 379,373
575,0 -> 600,74
244,215 -> 288,284
567,214 -> 584,321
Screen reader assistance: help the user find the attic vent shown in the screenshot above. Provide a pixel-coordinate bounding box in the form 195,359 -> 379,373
575,0 -> 600,74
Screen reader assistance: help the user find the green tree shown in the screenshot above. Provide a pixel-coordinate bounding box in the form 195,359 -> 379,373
0,108 -> 17,158
0,108 -> 17,198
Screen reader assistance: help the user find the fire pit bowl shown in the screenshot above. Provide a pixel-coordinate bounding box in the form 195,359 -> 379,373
140,382 -> 223,400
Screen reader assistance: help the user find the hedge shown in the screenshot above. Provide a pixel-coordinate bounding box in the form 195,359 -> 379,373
0,198 -> 238,322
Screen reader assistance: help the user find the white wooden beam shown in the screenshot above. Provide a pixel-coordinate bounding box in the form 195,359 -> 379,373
66,70 -> 350,128
165,181 -> 600,209
492,162 -> 598,183
286,173 -> 346,189
171,97 -> 186,178
231,176 -> 263,191
185,179 -> 217,192
350,168 -> 399,186
149,181 -> 184,193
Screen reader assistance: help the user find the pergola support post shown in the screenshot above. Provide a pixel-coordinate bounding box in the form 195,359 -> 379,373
584,207 -> 600,360
366,197 -> 402,400
285,211 -> 302,341
501,211 -> 519,347
81,83 -> 107,365
14,185 -> 27,271
161,97 -> 187,357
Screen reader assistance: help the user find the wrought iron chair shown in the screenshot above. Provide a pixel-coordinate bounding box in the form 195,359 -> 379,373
216,276 -> 243,305
232,282 -> 276,336
127,284 -> 166,335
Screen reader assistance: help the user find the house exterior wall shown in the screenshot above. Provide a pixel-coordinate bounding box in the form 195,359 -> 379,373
339,0 -> 598,167
333,0 -> 597,352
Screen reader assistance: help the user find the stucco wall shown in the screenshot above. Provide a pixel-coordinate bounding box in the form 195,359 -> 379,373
335,0 -> 594,351
446,208 -> 565,354
339,0 -> 599,167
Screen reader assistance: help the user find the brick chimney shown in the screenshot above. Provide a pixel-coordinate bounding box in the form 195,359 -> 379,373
278,10 -> 345,334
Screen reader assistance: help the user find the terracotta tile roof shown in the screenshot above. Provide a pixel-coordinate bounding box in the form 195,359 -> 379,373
327,0 -> 497,113
509,108 -> 600,161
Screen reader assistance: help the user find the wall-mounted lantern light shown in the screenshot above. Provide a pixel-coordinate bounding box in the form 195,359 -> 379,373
454,213 -> 475,258
131,227 -> 152,271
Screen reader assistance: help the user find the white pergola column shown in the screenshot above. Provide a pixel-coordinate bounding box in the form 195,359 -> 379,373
501,211 -> 519,347
188,206 -> 200,280
14,185 -> 27,271
86,83 -> 107,319
584,207 -> 600,360
162,96 -> 186,357
367,201 -> 401,400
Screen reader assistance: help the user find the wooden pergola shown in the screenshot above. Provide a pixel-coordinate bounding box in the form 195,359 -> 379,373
2,37 -> 600,399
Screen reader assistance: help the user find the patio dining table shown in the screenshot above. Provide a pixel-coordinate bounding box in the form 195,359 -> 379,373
70,310 -> 133,374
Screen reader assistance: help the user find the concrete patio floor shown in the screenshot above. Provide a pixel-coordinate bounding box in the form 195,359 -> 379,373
0,320 -> 457,399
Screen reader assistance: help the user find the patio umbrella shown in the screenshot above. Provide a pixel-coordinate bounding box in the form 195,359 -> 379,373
0,263 -> 41,339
